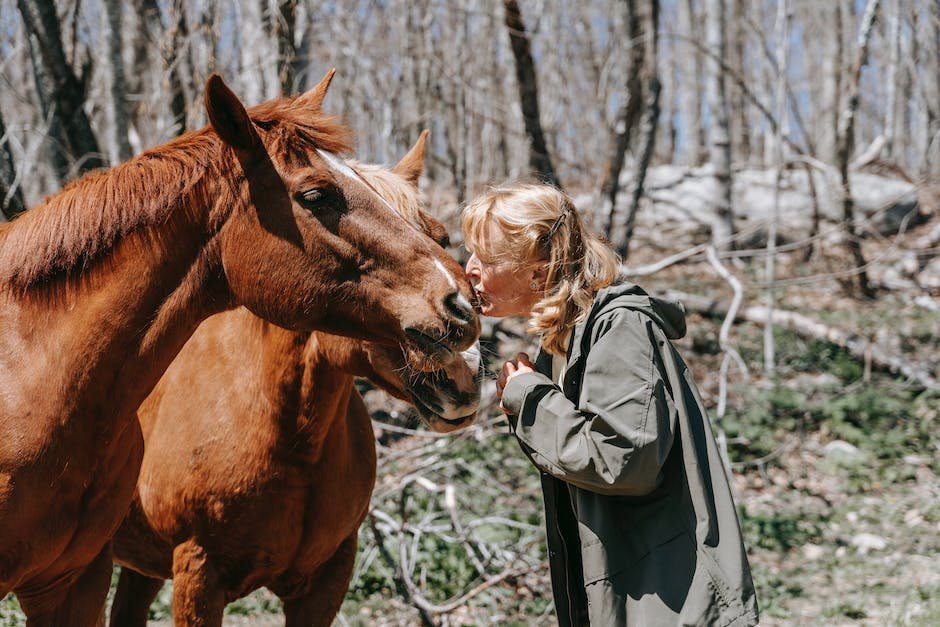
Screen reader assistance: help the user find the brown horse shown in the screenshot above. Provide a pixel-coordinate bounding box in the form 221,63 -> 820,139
0,74 -> 479,626
108,138 -> 479,626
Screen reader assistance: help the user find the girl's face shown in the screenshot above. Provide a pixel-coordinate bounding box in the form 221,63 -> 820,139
464,234 -> 544,318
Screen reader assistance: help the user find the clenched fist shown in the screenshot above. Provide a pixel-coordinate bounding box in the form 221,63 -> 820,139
496,352 -> 537,414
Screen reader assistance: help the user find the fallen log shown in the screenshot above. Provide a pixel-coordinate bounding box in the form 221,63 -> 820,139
663,289 -> 939,391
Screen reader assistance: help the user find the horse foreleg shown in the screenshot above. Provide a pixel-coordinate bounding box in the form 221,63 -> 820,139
282,535 -> 358,627
22,543 -> 113,627
170,539 -> 225,627
108,567 -> 163,627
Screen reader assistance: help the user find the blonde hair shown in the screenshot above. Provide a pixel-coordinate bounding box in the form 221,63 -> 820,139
462,183 -> 620,354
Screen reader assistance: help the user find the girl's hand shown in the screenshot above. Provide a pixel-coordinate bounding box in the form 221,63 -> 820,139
496,353 -> 536,413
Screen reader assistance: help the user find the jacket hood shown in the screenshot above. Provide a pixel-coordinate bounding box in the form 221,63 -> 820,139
592,283 -> 687,340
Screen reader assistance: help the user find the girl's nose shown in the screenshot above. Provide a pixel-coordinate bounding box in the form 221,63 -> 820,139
465,252 -> 480,276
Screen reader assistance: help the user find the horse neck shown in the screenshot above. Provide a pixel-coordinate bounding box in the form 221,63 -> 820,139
3,166 -> 232,422
277,332 -> 372,462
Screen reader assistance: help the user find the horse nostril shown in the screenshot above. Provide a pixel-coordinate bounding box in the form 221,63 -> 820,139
443,291 -> 475,324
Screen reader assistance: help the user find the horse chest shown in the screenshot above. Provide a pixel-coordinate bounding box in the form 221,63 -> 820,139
0,415 -> 143,594
289,414 -> 376,573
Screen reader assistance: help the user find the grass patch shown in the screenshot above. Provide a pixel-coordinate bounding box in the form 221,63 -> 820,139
739,507 -> 825,553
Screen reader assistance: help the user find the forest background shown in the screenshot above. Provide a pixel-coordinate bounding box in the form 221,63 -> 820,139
1,0 -> 938,624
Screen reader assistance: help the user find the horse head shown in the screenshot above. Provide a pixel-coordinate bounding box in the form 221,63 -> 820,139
312,133 -> 482,432
206,74 -> 479,370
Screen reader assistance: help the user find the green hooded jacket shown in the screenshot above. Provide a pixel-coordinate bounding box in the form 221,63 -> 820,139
501,283 -> 759,626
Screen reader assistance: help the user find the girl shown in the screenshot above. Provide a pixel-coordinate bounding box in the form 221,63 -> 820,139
463,183 -> 758,626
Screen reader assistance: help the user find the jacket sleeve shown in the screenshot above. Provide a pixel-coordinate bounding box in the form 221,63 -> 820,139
501,308 -> 675,496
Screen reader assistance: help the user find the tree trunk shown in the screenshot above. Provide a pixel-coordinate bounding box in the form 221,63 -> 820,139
883,0 -> 901,158
0,111 -> 27,219
17,0 -> 105,178
600,0 -> 644,239
727,0 -> 751,164
835,0 -> 879,299
619,1 -> 661,260
169,0 -> 192,132
678,0 -> 706,165
764,0 -> 791,376
921,0 -> 940,179
136,0 -> 188,137
816,2 -> 844,164
704,0 -> 734,249
22,25 -> 70,183
502,0 -> 561,188
275,0 -> 298,95
619,77 -> 661,260
658,32 -> 677,165
104,0 -> 133,163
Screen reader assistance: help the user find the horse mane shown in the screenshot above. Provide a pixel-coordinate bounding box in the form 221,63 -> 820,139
349,161 -> 425,229
0,99 -> 353,291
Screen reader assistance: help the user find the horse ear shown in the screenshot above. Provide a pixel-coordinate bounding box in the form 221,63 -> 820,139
392,129 -> 429,186
294,68 -> 336,110
205,74 -> 259,152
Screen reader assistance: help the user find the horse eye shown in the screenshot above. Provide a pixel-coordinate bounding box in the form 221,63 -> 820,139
296,188 -> 332,210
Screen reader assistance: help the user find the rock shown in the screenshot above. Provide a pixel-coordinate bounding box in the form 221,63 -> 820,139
823,440 -> 862,459
802,543 -> 825,560
625,165 -> 922,246
904,509 -> 924,527
786,373 -> 841,392
852,533 -> 887,554
917,257 -> 940,291
913,295 -> 939,312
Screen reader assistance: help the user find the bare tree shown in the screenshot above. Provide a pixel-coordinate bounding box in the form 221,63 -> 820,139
104,0 -> 132,162
882,0 -> 901,158
727,0 -> 751,164
2,0 -> 937,212
764,0 -> 791,375
813,2 -> 844,164
502,0 -> 561,187
835,0 -> 879,299
619,0 -> 661,260
275,0 -> 298,95
600,0 -> 644,239
134,0 -> 189,137
0,111 -> 26,219
704,0 -> 734,248
17,0 -> 104,178
677,0 -> 706,165
920,0 -> 940,179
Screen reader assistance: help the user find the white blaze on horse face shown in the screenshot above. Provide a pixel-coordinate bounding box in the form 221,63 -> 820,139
435,258 -> 474,311
315,148 -> 464,296
433,259 -> 458,291
315,149 -> 423,230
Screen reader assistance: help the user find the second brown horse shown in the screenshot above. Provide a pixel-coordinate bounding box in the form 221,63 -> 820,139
109,135 -> 480,626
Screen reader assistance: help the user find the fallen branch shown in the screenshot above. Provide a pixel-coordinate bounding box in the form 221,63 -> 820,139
665,289 -> 938,390
367,511 -> 437,627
